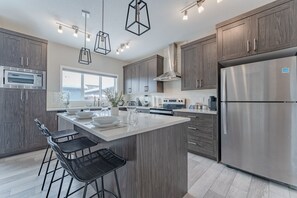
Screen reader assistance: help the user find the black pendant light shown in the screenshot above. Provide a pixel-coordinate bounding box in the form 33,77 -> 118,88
78,10 -> 92,65
125,0 -> 151,36
94,0 -> 111,55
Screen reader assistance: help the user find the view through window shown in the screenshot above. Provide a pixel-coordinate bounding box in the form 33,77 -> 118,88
62,68 -> 117,101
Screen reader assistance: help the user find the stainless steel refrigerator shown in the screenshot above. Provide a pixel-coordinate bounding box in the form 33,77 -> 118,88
221,56 -> 297,187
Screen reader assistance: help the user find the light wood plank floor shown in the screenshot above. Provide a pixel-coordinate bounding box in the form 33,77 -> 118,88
0,150 -> 296,198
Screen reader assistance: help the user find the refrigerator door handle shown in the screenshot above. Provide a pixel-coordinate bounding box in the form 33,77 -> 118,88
221,69 -> 227,101
222,103 -> 228,135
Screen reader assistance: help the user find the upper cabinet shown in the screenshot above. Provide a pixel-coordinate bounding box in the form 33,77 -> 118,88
217,0 -> 297,62
0,28 -> 47,70
123,55 -> 164,94
181,34 -> 217,91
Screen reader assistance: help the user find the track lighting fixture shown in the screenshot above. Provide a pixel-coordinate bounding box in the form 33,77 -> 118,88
58,24 -> 63,33
73,27 -> 79,37
180,0 -> 222,20
87,34 -> 91,42
116,42 -> 131,55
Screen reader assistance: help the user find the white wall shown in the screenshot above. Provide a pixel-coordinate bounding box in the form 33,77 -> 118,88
47,42 -> 127,109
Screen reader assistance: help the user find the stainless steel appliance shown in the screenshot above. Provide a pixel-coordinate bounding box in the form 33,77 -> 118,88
208,96 -> 217,111
150,98 -> 186,116
221,56 -> 297,187
0,66 -> 46,89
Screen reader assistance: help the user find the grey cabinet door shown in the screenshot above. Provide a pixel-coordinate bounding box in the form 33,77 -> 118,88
217,17 -> 252,61
0,89 -> 25,156
147,58 -> 158,93
25,39 -> 47,70
131,64 -> 139,94
124,66 -> 132,94
139,62 -> 148,93
24,90 -> 47,149
181,44 -> 200,90
253,1 -> 297,54
0,33 -> 25,67
201,37 -> 217,89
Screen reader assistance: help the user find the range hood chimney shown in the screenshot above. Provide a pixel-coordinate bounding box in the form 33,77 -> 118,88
154,43 -> 181,81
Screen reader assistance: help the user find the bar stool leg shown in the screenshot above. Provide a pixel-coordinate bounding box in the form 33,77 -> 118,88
114,170 -> 122,198
38,145 -> 49,176
46,160 -> 59,198
94,179 -> 100,197
57,169 -> 66,198
65,177 -> 73,198
83,183 -> 88,198
101,177 -> 105,198
42,149 -> 53,190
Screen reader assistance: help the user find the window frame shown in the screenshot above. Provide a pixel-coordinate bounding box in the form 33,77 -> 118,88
60,65 -> 118,101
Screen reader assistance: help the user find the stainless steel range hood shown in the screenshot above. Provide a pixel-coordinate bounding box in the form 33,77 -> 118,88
154,43 -> 181,81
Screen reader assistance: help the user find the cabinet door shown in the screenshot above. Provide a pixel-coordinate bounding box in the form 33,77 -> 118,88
139,62 -> 148,93
24,90 -> 47,149
25,39 -> 47,70
124,66 -> 132,94
131,65 -> 139,94
201,37 -> 217,89
147,58 -> 158,93
253,1 -> 297,54
181,44 -> 200,90
0,33 -> 26,67
0,89 -> 25,156
217,17 -> 252,61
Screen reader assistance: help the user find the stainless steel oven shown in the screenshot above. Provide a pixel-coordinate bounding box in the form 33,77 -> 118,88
0,66 -> 46,89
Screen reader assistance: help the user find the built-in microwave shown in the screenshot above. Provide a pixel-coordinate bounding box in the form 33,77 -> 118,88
0,66 -> 46,89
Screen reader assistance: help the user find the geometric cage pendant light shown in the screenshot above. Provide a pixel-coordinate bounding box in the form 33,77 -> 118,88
125,0 -> 151,36
94,0 -> 111,55
78,10 -> 92,65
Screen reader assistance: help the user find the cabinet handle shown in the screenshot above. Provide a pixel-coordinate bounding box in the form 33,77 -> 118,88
21,57 -> 24,66
253,38 -> 257,52
26,57 -> 29,66
25,91 -> 28,100
200,80 -> 203,88
20,90 -> 23,102
188,126 -> 198,130
188,141 -> 197,145
144,86 -> 149,92
187,115 -> 198,118
196,80 -> 199,88
247,40 -> 251,53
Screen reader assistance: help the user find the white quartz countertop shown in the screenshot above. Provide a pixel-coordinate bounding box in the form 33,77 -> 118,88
173,109 -> 217,115
57,111 -> 190,142
48,106 -> 152,112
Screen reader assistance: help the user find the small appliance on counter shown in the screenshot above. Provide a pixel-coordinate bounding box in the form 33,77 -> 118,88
208,96 -> 217,111
142,95 -> 150,107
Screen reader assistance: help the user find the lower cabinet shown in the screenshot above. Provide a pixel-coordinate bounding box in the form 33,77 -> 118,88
0,89 -> 57,157
174,111 -> 218,160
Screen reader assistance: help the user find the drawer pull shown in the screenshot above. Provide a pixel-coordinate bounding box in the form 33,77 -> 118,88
187,115 -> 198,118
188,126 -> 197,130
188,141 -> 197,145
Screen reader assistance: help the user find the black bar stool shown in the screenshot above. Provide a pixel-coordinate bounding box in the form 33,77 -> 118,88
34,118 -> 78,176
47,136 -> 126,198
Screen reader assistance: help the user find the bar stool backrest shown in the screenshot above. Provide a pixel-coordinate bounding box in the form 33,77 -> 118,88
40,124 -> 51,137
34,118 -> 43,131
47,136 -> 77,180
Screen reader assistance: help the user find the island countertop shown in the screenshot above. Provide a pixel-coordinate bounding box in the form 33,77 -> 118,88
57,112 -> 190,142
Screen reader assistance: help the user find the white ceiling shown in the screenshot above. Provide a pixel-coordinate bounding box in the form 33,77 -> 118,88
0,0 -> 274,62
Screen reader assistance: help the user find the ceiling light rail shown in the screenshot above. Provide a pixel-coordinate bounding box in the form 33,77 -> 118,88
116,43 -> 130,55
181,0 -> 223,20
56,22 -> 92,41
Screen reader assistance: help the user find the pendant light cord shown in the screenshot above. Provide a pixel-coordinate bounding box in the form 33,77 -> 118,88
102,0 -> 104,32
84,12 -> 87,48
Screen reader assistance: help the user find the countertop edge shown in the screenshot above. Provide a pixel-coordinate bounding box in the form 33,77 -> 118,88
173,109 -> 217,115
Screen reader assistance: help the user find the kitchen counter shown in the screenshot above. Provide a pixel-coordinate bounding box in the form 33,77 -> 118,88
173,108 -> 217,115
57,111 -> 190,141
58,111 -> 189,198
48,106 -> 153,112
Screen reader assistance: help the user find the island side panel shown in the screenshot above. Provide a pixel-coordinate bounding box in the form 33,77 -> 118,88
136,123 -> 188,198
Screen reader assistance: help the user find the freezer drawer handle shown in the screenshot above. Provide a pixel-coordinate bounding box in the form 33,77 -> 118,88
188,126 -> 198,130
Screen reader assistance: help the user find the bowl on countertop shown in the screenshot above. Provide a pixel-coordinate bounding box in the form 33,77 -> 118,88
76,111 -> 94,118
66,109 -> 80,115
92,116 -> 119,125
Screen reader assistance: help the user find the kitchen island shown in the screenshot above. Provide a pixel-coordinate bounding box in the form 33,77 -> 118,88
57,112 -> 190,198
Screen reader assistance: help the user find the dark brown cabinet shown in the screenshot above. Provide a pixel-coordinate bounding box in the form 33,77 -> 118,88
0,89 -> 57,157
217,0 -> 297,61
123,55 -> 163,94
174,111 -> 218,160
0,28 -> 47,70
181,34 -> 217,90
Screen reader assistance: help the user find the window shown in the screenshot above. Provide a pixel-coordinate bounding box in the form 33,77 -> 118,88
61,68 -> 117,101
